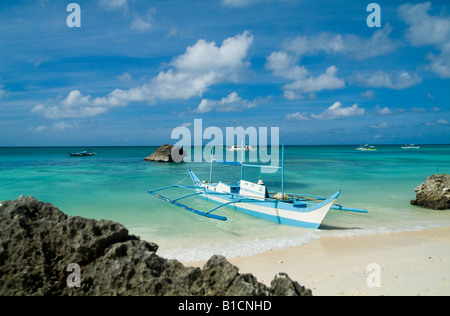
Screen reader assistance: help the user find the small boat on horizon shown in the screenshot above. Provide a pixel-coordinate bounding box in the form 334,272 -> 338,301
227,145 -> 253,151
67,149 -> 97,157
356,144 -> 377,151
401,144 -> 420,149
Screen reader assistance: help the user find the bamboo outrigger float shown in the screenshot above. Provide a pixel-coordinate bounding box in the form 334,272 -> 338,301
147,144 -> 367,229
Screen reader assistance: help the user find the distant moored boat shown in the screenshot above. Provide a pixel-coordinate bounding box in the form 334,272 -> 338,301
228,145 -> 253,151
67,149 -> 97,157
401,144 -> 420,149
356,144 -> 376,151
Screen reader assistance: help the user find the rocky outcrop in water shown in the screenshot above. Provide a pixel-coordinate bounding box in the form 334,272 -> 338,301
410,174 -> 450,210
0,196 -> 312,296
144,144 -> 187,163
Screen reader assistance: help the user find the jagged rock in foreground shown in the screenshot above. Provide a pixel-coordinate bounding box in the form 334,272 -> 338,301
0,196 -> 312,296
410,174 -> 450,210
144,144 -> 187,163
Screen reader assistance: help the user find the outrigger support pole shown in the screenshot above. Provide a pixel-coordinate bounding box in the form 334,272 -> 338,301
240,135 -> 245,181
210,147 -> 214,183
281,143 -> 285,199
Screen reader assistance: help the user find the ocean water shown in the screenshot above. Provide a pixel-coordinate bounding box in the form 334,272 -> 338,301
1,145 -> 450,262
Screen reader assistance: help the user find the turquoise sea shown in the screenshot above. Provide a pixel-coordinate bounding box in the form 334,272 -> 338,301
1,145 -> 450,262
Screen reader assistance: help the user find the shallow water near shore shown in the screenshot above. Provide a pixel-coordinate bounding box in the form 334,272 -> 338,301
1,145 -> 450,262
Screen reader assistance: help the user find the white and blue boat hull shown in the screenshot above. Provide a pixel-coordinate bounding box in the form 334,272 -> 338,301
196,186 -> 339,229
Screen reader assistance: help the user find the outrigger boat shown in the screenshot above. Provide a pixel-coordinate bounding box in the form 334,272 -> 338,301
147,145 -> 367,229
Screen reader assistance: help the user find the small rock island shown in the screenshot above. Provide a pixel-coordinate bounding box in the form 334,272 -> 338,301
144,144 -> 187,163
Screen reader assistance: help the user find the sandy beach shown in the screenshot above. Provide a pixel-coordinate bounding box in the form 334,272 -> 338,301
185,226 -> 450,296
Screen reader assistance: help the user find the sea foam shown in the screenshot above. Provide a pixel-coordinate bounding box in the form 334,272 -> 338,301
159,223 -> 448,262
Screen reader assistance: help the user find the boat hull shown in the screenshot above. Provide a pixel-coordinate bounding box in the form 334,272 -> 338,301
196,189 -> 337,229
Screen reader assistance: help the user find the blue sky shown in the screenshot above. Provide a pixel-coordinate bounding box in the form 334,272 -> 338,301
0,0 -> 449,146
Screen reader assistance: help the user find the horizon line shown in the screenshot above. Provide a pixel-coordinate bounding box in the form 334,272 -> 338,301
1,143 -> 449,148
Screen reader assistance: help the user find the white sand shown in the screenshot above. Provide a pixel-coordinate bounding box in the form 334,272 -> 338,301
185,226 -> 450,296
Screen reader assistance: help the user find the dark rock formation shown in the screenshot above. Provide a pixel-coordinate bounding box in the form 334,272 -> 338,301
410,174 -> 450,210
144,144 -> 187,163
0,196 -> 312,296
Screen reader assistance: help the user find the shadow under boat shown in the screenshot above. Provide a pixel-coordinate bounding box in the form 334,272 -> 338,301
318,224 -> 363,230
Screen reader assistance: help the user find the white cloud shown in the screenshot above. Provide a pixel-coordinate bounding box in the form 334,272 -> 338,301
282,66 -> 345,100
427,45 -> 450,78
426,119 -> 450,126
399,2 -> 450,78
285,102 -> 365,121
53,122 -> 78,131
283,24 -> 398,60
99,0 -> 128,10
33,32 -> 254,119
283,33 -> 344,57
99,1 -> 155,33
351,71 -> 422,90
375,105 -> 393,115
411,107 -> 427,113
172,31 -> 252,78
222,0 -> 288,8
267,24 -> 400,99
266,51 -> 345,99
311,102 -> 365,120
266,51 -> 308,80
371,122 -> 389,129
131,16 -> 152,32
361,90 -> 375,99
222,0 -> 261,7
118,72 -> 132,82
28,125 -> 48,133
32,90 -> 109,119
268,27 -> 397,100
398,2 -> 450,47
194,92 -> 263,113
344,24 -> 398,60
0,85 -> 5,99
285,112 -> 310,121
131,8 -> 156,33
